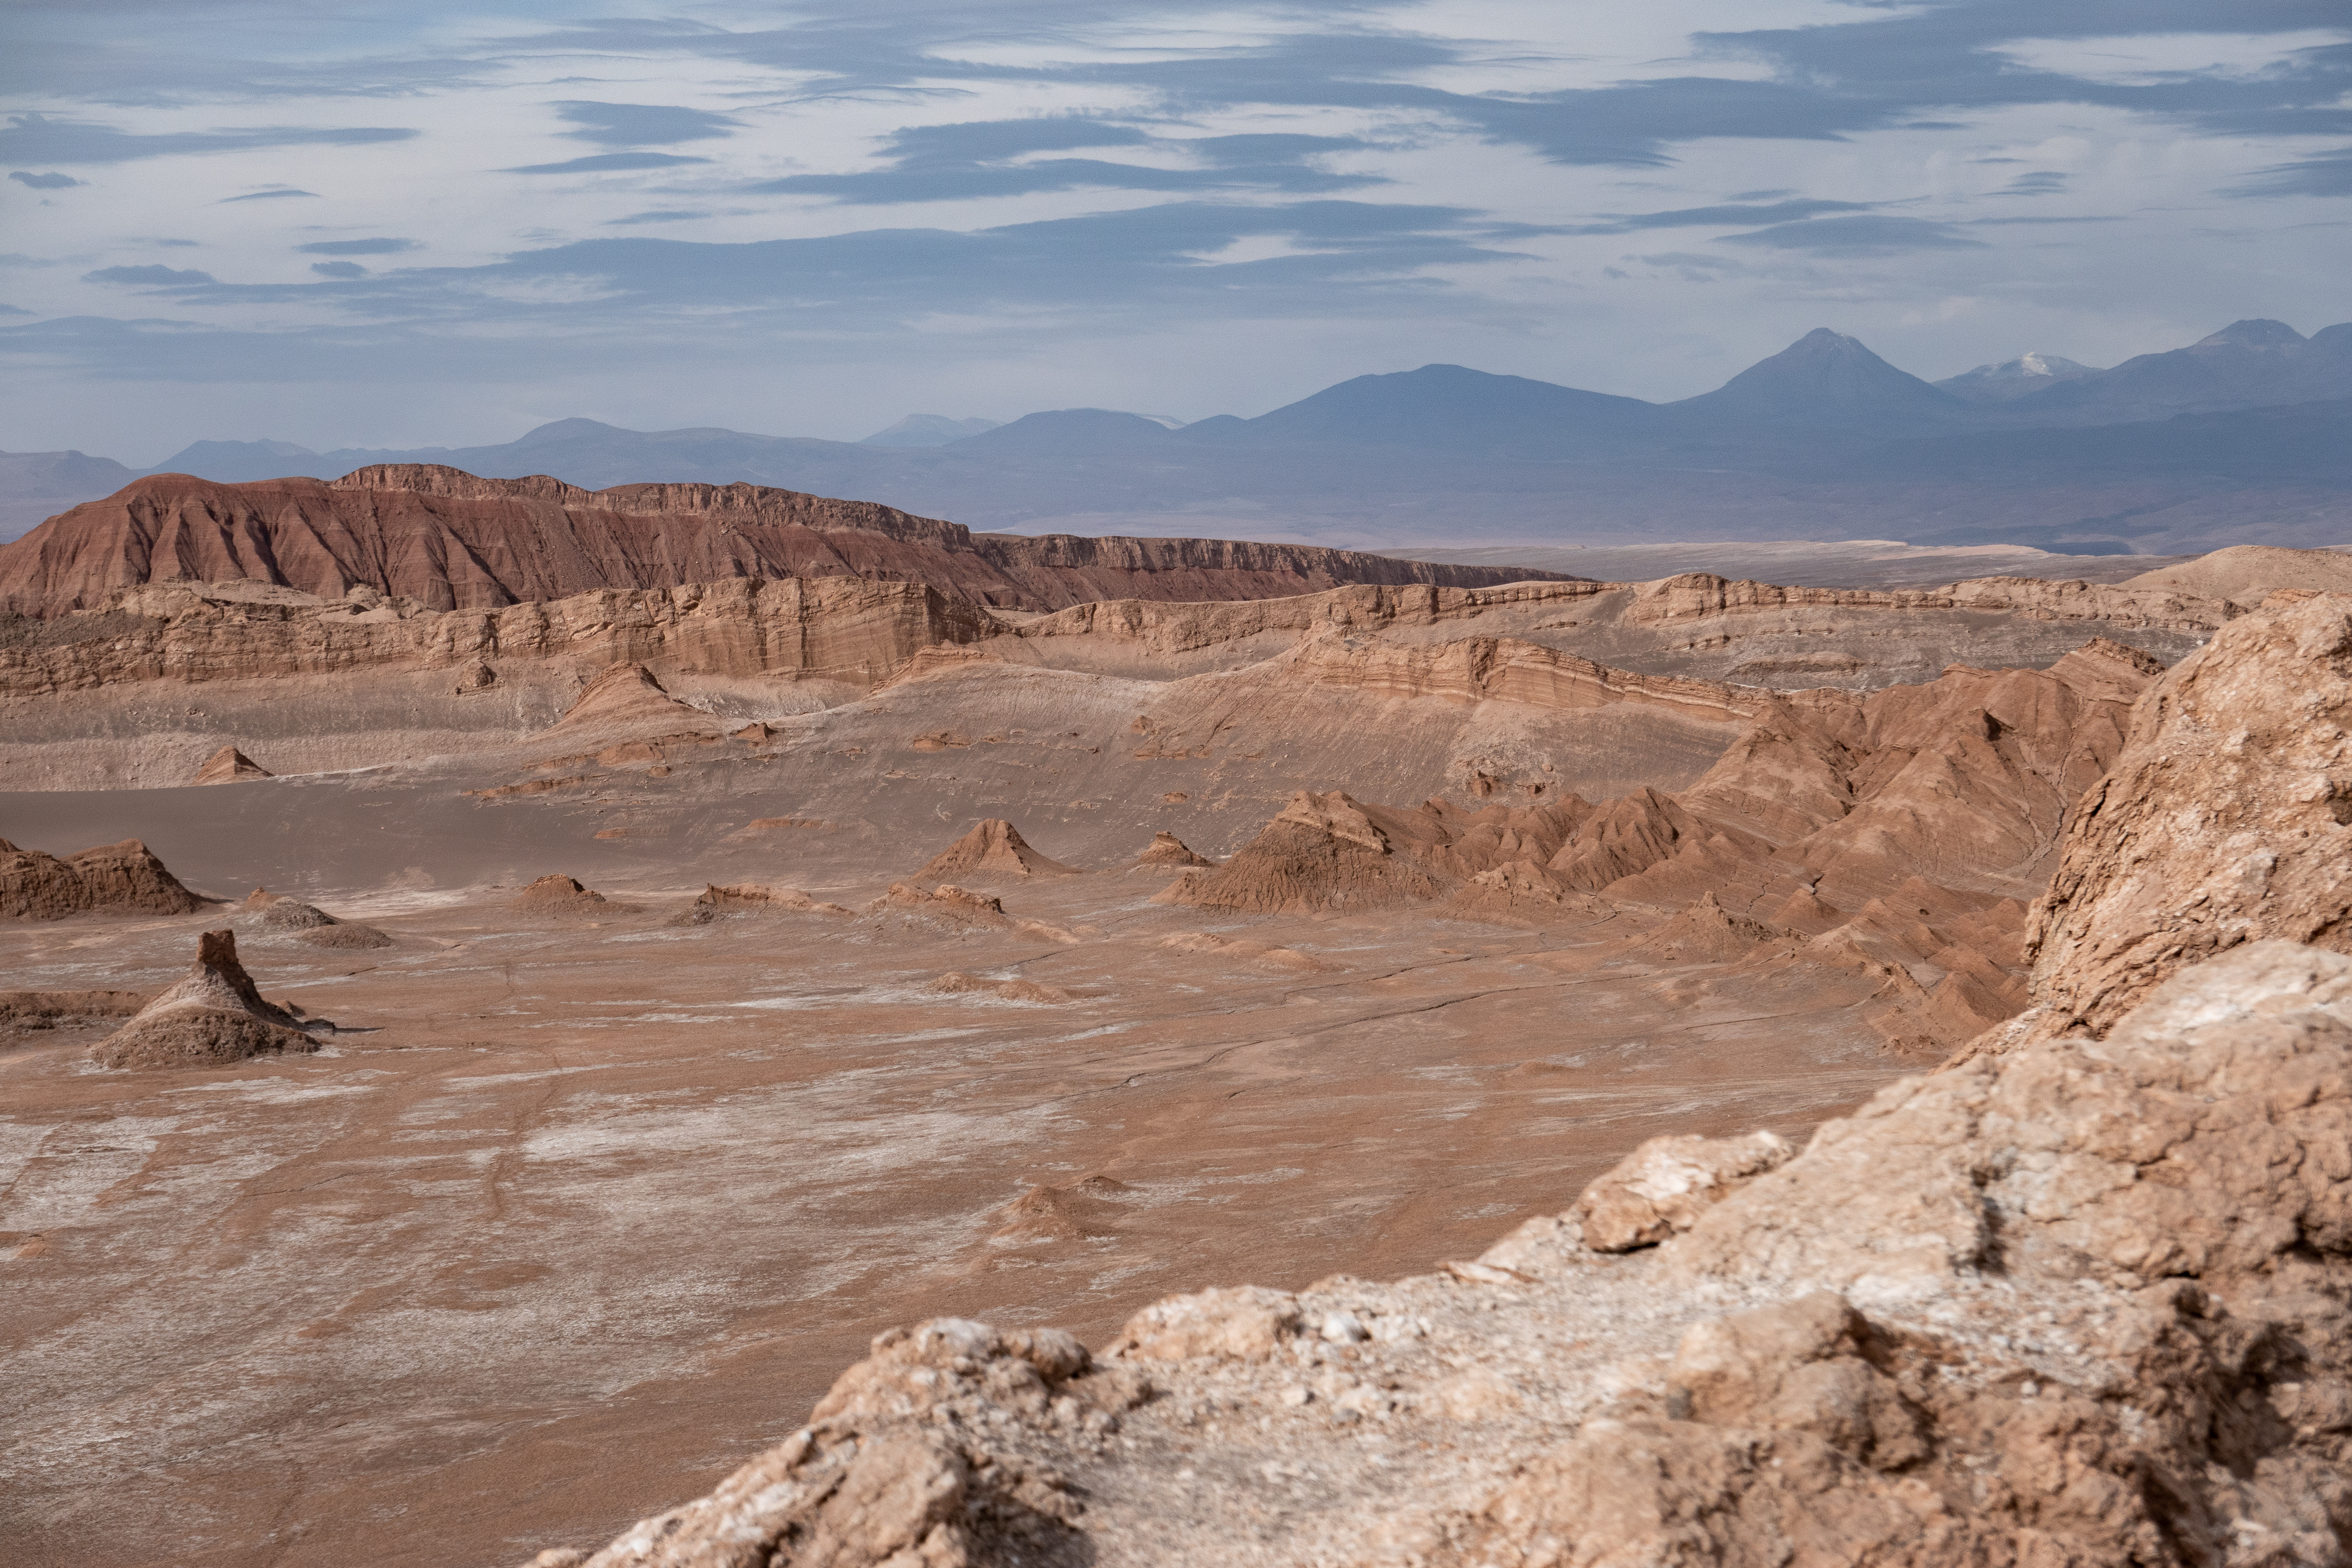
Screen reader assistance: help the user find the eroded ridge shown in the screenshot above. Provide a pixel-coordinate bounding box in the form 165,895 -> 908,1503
529,593 -> 2352,1568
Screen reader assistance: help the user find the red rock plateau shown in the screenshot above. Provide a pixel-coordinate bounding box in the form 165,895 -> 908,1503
0,465 -> 1574,618
3,546 -> 2349,1568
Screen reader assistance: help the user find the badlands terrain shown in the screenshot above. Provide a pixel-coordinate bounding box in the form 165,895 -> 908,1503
3,466 -> 2350,1567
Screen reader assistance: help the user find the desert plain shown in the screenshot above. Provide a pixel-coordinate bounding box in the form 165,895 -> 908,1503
5,474 -> 2351,1567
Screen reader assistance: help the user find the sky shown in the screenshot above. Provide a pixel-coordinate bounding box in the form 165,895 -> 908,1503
2,0 -> 2348,462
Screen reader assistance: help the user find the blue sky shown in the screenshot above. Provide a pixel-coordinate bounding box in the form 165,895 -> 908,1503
2,0 -> 2348,460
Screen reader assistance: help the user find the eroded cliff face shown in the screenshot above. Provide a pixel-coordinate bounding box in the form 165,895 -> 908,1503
0,466 -> 1576,618
527,593 -> 2352,1568
0,575 -> 989,698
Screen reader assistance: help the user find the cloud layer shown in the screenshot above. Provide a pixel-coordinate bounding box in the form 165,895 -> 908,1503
1,0 -> 2346,460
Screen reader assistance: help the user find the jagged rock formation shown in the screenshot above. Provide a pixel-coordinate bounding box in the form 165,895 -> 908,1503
191,745 -> 271,784
1,576 -> 990,705
2017,591 -> 2352,1041
1,837 -> 207,919
671,884 -> 851,925
0,466 -> 1574,618
530,596 -> 2352,1568
1155,638 -> 2160,1049
914,819 -> 1080,879
1160,790 -> 1445,914
87,930 -> 322,1069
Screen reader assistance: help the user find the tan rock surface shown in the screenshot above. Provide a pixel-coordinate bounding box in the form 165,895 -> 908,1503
1574,1129 -> 1794,1252
2124,543 -> 2352,606
2025,591 -> 2352,1038
1159,790 -> 1445,914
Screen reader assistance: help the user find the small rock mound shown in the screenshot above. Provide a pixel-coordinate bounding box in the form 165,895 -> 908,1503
1,837 -> 207,920
1133,831 -> 1212,868
916,819 -> 1080,879
256,896 -> 394,947
261,899 -> 335,931
1156,790 -> 1441,914
669,883 -> 850,925
509,875 -> 616,914
546,662 -> 708,735
302,923 -> 395,949
929,971 -> 1072,1004
192,745 -> 272,784
88,930 -> 322,1069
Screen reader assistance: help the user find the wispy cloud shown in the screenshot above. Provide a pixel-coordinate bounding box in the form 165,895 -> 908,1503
10,170 -> 86,189
84,263 -> 217,285
504,151 -> 711,175
1,112 -> 415,165
553,101 -> 742,148
295,238 -> 420,256
1717,216 -> 1989,255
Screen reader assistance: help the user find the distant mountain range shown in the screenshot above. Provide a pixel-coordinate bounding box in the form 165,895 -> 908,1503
6,317 -> 2349,555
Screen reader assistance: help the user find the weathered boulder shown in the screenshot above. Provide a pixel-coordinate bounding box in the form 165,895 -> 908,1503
1574,1130 -> 1794,1252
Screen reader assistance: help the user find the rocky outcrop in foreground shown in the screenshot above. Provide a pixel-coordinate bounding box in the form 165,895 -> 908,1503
2021,591 -> 2352,1039
88,930 -> 324,1069
0,466 -> 1575,618
528,596 -> 2352,1568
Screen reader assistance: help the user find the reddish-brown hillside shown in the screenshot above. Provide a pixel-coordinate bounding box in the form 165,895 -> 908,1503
0,465 -> 1576,617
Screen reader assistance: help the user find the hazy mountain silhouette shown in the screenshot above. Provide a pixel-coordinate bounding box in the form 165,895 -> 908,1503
860,414 -> 1000,447
10,319 -> 2347,555
1669,328 -> 1971,431
1997,320 -> 2352,425
1936,353 -> 2103,403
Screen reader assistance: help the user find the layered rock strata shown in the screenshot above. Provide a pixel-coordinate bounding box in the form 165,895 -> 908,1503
0,466 -> 1574,617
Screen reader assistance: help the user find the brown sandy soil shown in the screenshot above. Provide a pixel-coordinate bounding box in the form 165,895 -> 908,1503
0,868 -> 1916,1568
